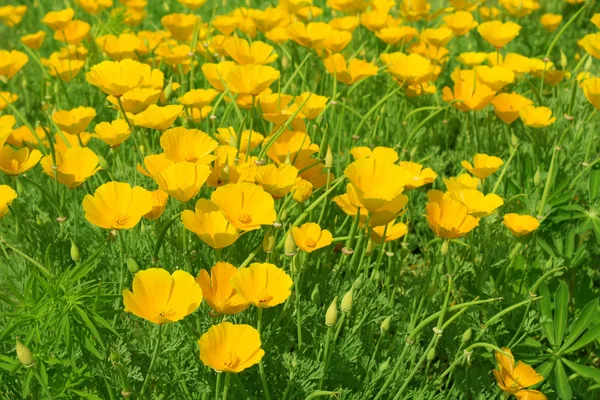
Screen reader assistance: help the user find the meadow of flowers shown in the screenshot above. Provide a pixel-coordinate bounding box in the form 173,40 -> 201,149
1,0 -> 600,398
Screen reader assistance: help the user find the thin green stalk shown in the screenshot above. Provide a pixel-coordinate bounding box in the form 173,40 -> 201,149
153,212 -> 183,262
545,3 -> 588,59
222,373 -> 231,400
353,85 -> 402,138
140,324 -> 164,397
257,308 -> 272,400
491,144 -> 519,194
293,254 -> 303,350
32,366 -> 54,399
215,372 -> 222,400
537,144 -> 559,216
318,326 -> 334,390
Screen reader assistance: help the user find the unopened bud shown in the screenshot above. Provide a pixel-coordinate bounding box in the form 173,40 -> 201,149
292,254 -> 301,275
284,231 -> 297,257
16,339 -> 34,367
325,146 -> 333,169
379,357 -> 390,372
70,240 -> 80,262
410,146 -> 417,160
533,167 -> 542,186
16,178 -> 24,195
263,229 -> 275,253
380,316 -> 391,334
462,328 -> 472,343
311,284 -> 321,307
560,50 -> 567,71
353,274 -> 363,290
441,241 -> 449,256
110,351 -> 120,364
365,239 -> 373,255
511,132 -> 519,147
97,155 -> 108,169
585,54 -> 593,72
427,348 -> 436,361
127,258 -> 139,274
341,287 -> 353,313
325,297 -> 338,326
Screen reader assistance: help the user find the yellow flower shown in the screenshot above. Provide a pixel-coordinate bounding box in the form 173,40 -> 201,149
323,29 -> 353,53
375,26 -> 418,45
443,173 -> 480,191
197,262 -> 249,315
224,36 -> 278,65
96,33 -> 141,60
225,64 -> 280,96
107,88 -> 161,114
344,157 -> 410,212
350,146 -> 398,163
0,5 -> 27,27
323,53 -> 378,85
500,0 -> 540,17
41,8 -> 75,31
292,178 -> 313,203
0,185 -> 17,218
292,222 -> 333,253
155,43 -> 193,67
295,92 -> 328,120
53,132 -> 92,152
444,189 -> 504,218
86,59 -> 147,97
255,164 -> 298,199
179,88 -> 219,109
198,322 -> 264,372
474,66 -> 515,92
0,92 -> 18,111
493,348 -> 545,398
82,182 -> 153,229
287,21 -> 331,48
215,127 -> 264,153
519,106 -> 556,128
0,50 -> 29,80
53,20 -> 90,45
420,27 -> 454,48
21,31 -> 46,50
42,55 -> 85,82
160,127 -> 218,164
52,107 -> 96,136
503,214 -> 540,237
491,93 -> 533,124
579,33 -> 600,60
493,52 -> 532,75
212,14 -> 240,36
370,220 -> 408,243
443,11 -> 478,36
211,182 -> 277,231
442,69 -> 495,112
360,10 -> 389,32
251,7 -> 285,32
93,120 -> 131,147
461,154 -> 503,179
265,27 -> 289,44
178,0 -> 207,10
478,20 -> 521,49
457,52 -> 488,67
123,268 -> 203,324
0,146 -> 42,176
144,189 -> 169,220
399,161 -> 437,190
7,126 -> 48,149
154,162 -> 211,202
161,13 -> 199,42
334,183 -> 408,227
76,0 -> 113,15
201,62 -> 237,91
327,0 -> 369,14
41,147 -> 101,188
231,262 -> 293,308
582,78 -> 600,111
426,190 -> 479,239
400,0 -> 431,22
186,106 -> 213,123
330,16 -> 360,32
133,104 -> 183,130
182,199 -> 240,249
266,130 -> 318,165
540,13 -> 562,33
592,13 -> 600,30
384,52 -> 433,85
479,6 -> 500,21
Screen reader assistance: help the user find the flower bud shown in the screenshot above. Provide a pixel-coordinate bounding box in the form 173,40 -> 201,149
380,316 -> 391,334
533,167 -> 542,186
325,297 -> 338,326
16,339 -> 34,367
110,351 -> 120,364
263,229 -> 276,253
585,54 -> 593,71
353,274 -> 363,290
70,240 -> 80,262
284,231 -> 297,257
97,155 -> 108,169
325,146 -> 333,169
341,287 -> 353,313
462,328 -> 472,343
427,347 -> 435,361
311,284 -> 321,307
292,254 -> 301,275
379,357 -> 390,372
371,269 -> 380,281
560,50 -> 567,71
365,239 -> 373,255
16,178 -> 24,195
511,132 -> 519,147
441,240 -> 449,256
127,258 -> 139,274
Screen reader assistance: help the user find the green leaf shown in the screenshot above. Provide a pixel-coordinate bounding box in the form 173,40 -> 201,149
589,167 -> 600,202
74,305 -> 105,348
539,283 -> 556,346
562,358 -> 600,384
565,322 -> 600,354
536,237 -> 556,258
592,218 -> 600,246
83,336 -> 104,360
564,228 -> 576,260
536,360 -> 555,378
70,390 -> 104,400
555,359 -> 573,400
554,282 -> 569,346
560,298 -> 598,352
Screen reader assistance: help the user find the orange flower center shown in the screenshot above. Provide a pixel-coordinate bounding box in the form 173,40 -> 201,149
257,289 -> 272,304
238,212 -> 252,224
305,236 -> 317,248
10,159 -> 20,171
223,351 -> 241,369
115,214 -> 131,227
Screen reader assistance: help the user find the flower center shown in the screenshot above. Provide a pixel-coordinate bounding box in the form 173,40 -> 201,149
257,289 -> 272,304
238,212 -> 251,224
115,214 -> 131,227
305,237 -> 317,248
223,351 -> 241,369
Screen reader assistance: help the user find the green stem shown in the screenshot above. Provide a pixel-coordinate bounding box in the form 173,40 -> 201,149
221,373 -> 231,400
140,324 -> 164,397
215,372 -> 222,400
257,308 -> 272,400
491,144 -> 519,194
537,144 -> 559,216
32,366 -> 54,399
318,326 -> 334,390
153,212 -> 183,262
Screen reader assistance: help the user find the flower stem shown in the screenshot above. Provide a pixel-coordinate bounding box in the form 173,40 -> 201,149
318,326 -> 333,390
257,308 -> 272,400
215,372 -> 222,400
222,373 -> 231,400
140,324 -> 164,397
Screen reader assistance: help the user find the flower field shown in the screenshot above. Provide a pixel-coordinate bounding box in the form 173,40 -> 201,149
1,0 -> 600,399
